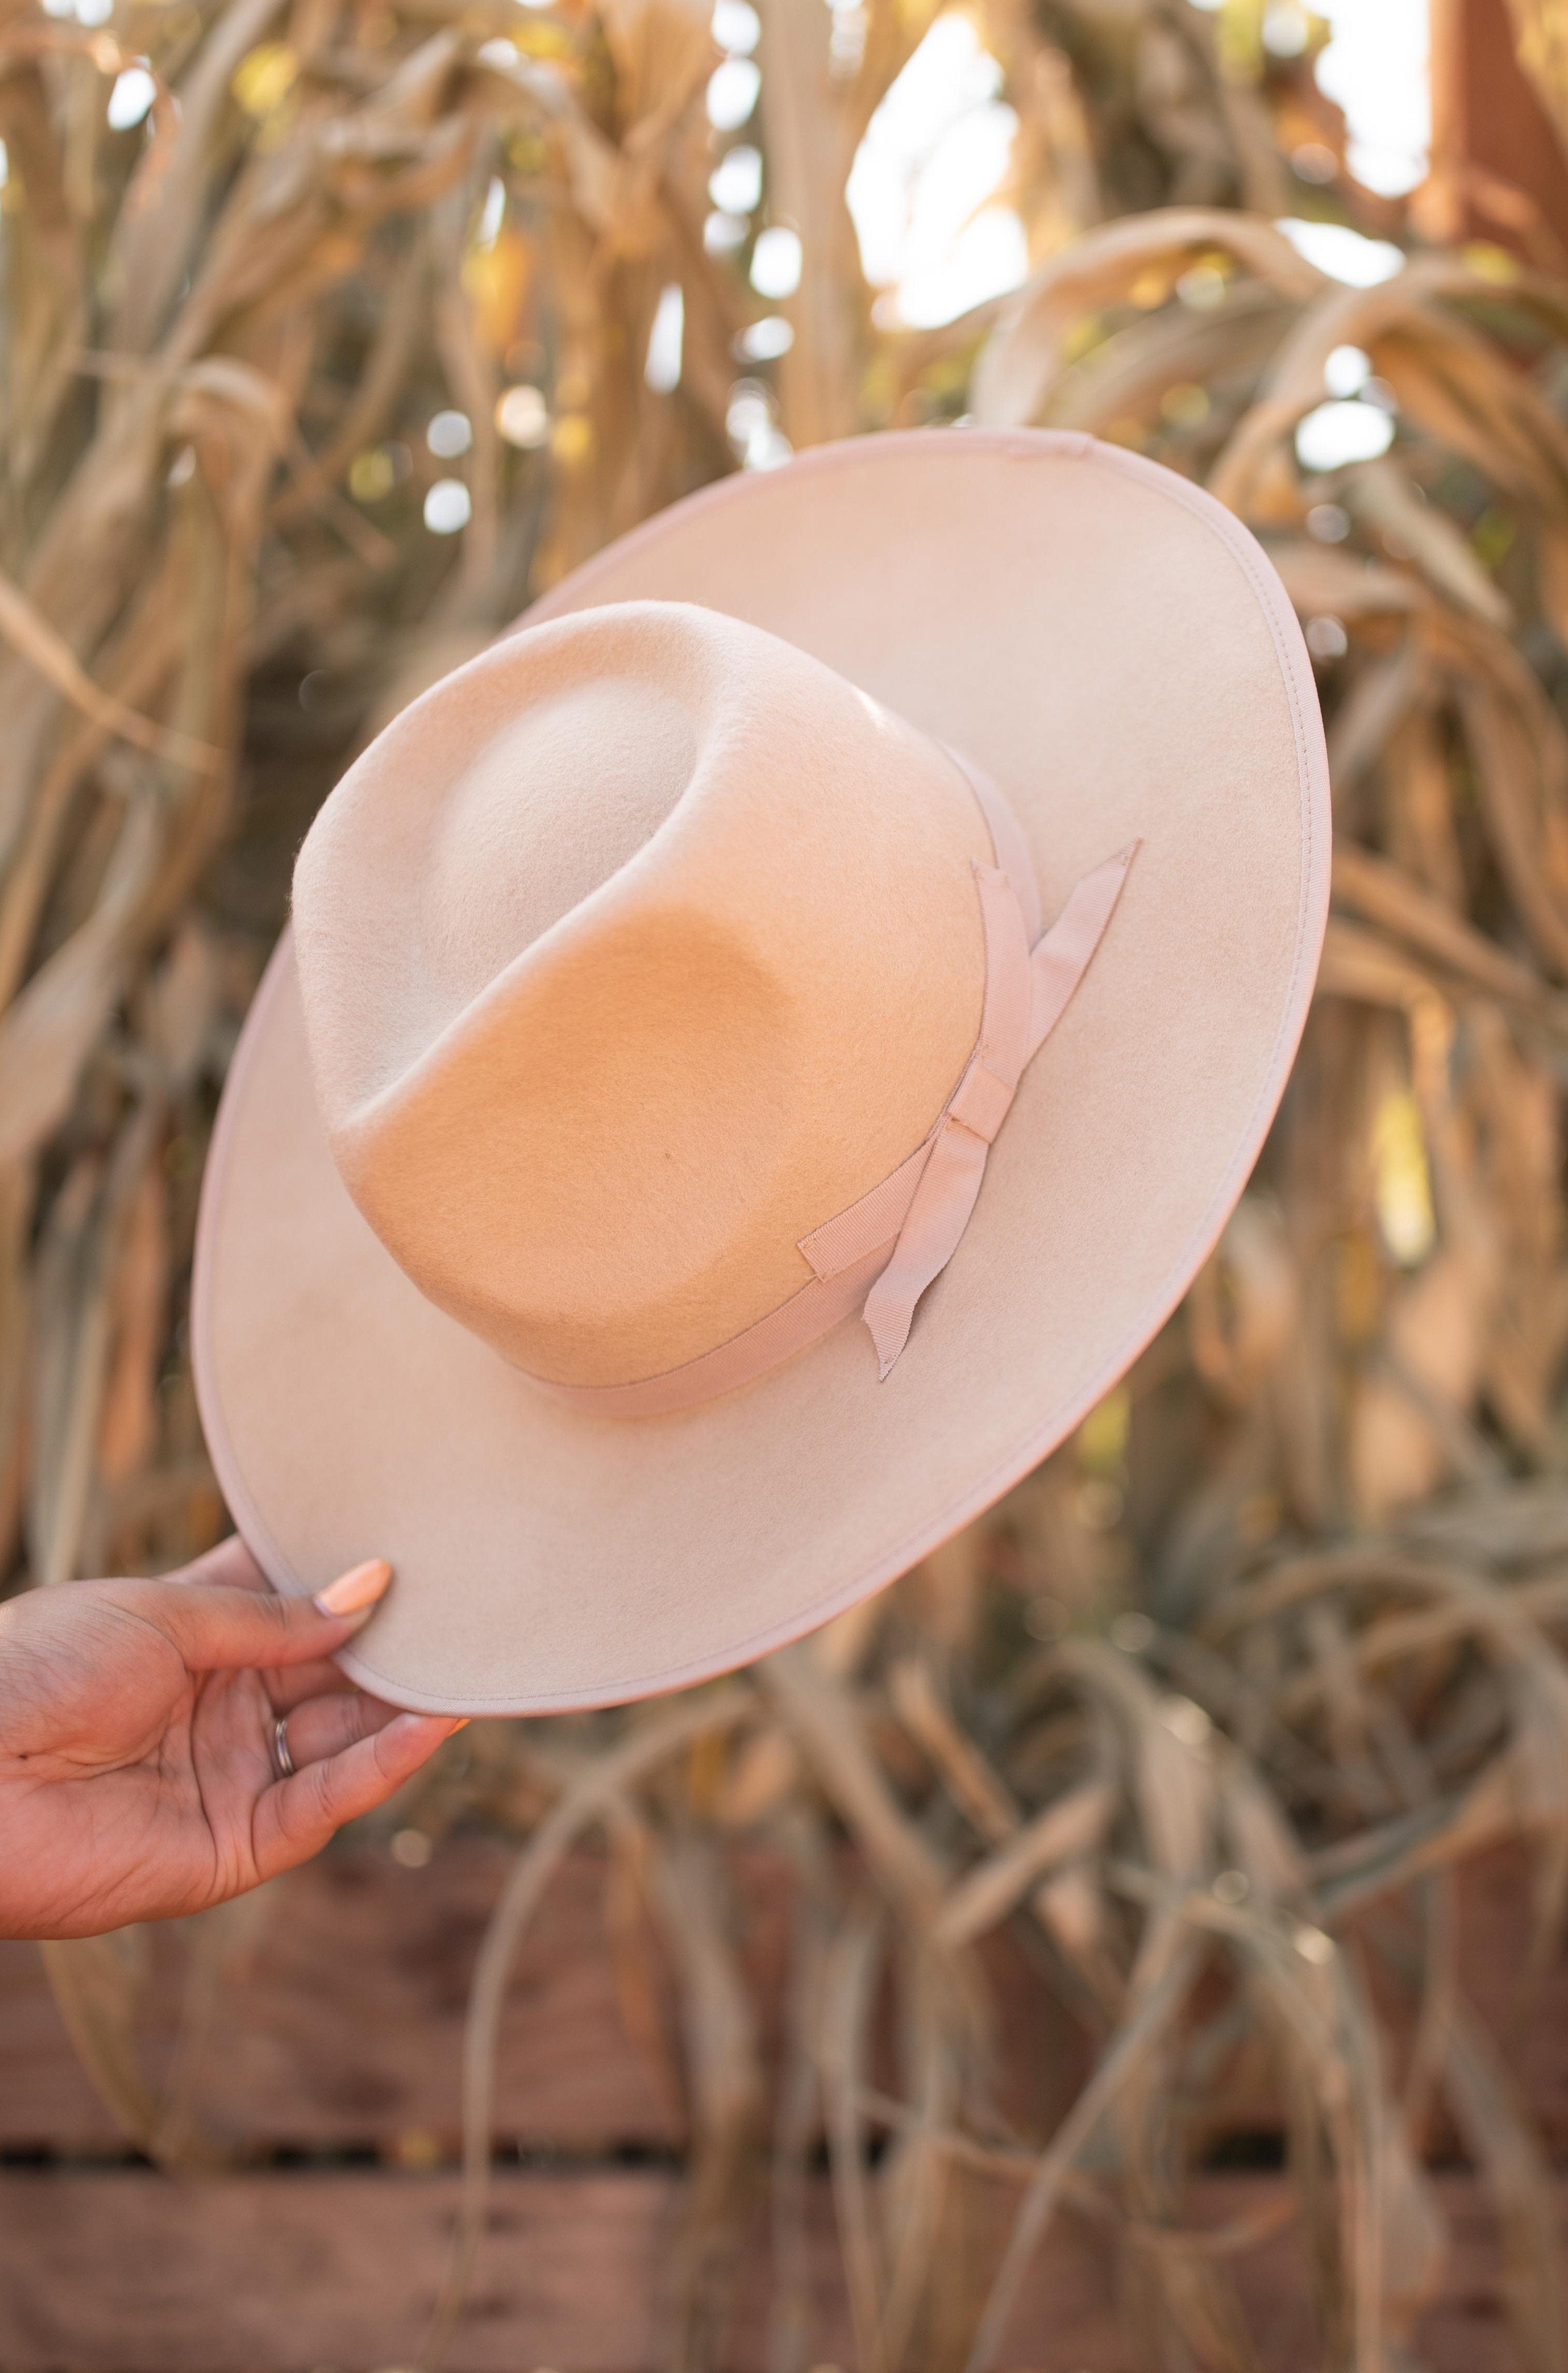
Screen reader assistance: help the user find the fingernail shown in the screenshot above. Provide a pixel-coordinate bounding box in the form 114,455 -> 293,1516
313,1558 -> 392,1619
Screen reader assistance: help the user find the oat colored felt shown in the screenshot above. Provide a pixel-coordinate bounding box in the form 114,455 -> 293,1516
194,428 -> 1329,1716
291,603 -> 998,1387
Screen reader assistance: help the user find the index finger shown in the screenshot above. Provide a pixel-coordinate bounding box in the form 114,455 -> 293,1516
172,1544 -> 366,1700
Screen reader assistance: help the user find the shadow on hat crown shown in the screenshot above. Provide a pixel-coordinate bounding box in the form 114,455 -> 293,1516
292,599 -> 993,1387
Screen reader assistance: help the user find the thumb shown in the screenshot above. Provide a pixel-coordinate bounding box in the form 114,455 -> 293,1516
134,1559 -> 394,1673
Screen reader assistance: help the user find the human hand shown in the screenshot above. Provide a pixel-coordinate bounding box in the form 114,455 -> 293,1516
0,1537 -> 464,1940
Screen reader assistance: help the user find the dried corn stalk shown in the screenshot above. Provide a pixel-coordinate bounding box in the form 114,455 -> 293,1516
11,1 -> 1568,2370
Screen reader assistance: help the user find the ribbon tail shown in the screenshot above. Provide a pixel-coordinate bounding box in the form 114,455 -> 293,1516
861,1119 -> 989,1379
861,841 -> 1137,1383
1028,841 -> 1140,1056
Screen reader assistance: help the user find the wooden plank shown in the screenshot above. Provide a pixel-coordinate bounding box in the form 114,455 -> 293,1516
0,2165 -> 1111,2373
2,1841 -> 1565,2160
0,1841 -> 1086,2159
0,1844 -> 688,2155
0,2167 -> 1548,2373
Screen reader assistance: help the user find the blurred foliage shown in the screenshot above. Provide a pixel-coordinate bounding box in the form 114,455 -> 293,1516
12,0 -> 1568,2368
1510,0 -> 1568,157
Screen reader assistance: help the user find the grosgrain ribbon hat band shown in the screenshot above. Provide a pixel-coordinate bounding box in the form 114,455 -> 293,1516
530,755 -> 1138,1420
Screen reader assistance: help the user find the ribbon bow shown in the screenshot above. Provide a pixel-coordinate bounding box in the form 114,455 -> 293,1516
532,766 -> 1136,1419
799,840 -> 1138,1379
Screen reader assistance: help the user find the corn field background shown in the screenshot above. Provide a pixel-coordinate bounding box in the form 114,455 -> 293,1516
11,0 -> 1568,2366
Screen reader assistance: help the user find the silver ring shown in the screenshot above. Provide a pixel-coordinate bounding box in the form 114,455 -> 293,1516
272,1712 -> 295,1781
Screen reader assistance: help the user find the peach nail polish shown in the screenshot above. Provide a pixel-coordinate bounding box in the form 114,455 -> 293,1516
313,1558 -> 392,1618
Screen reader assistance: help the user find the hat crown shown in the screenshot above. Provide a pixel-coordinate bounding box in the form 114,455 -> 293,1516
292,601 -> 993,1387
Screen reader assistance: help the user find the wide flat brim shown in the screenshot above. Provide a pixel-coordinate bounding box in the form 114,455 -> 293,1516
193,428 -> 1328,1715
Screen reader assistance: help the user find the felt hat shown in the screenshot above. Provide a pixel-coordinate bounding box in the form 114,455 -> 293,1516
193,428 -> 1329,1715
